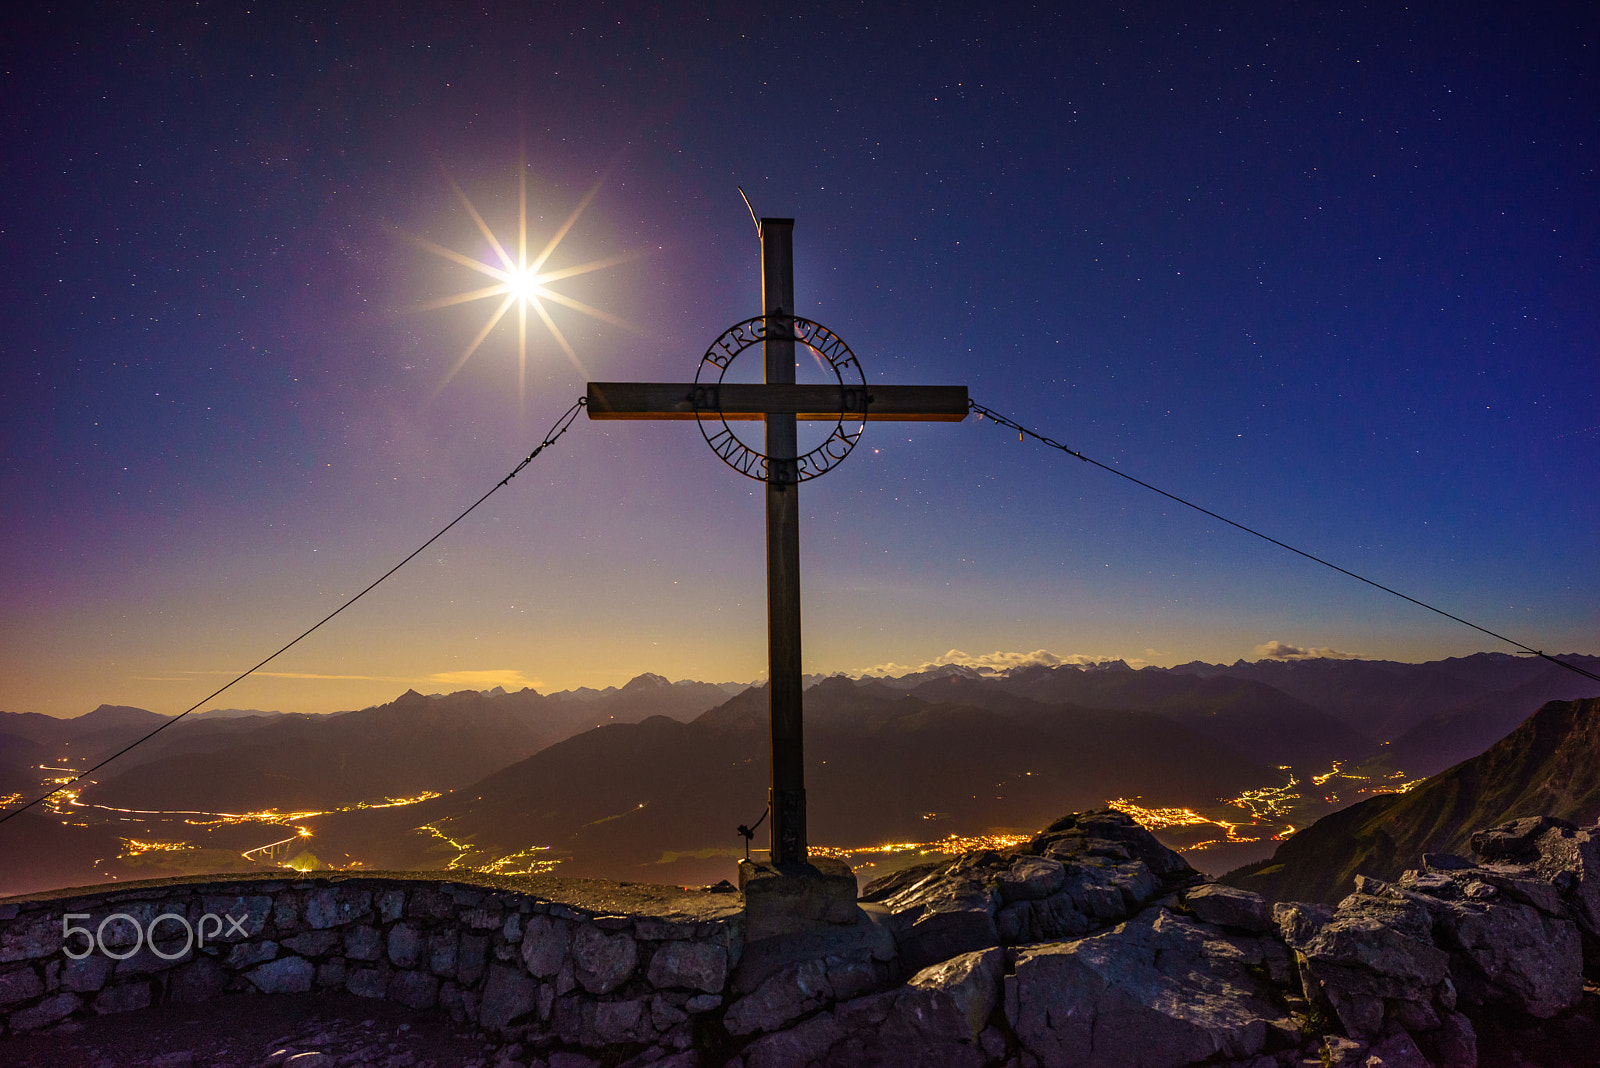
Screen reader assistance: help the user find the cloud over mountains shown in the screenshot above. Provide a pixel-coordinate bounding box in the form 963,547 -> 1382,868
1252,641 -> 1363,662
855,648 -> 1133,678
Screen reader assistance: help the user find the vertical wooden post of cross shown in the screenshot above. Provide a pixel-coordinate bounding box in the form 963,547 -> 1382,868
584,216 -> 969,900
760,218 -> 806,865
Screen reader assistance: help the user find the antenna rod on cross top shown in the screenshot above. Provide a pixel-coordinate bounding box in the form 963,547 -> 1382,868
760,217 -> 806,865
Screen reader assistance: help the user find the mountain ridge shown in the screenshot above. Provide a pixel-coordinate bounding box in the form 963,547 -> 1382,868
1221,695 -> 1600,904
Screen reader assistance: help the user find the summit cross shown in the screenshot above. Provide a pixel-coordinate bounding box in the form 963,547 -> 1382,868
586,217 -> 967,866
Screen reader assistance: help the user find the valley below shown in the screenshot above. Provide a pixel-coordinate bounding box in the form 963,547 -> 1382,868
4,652 -> 1597,900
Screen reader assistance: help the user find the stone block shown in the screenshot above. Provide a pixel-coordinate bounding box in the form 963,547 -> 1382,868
448,886 -> 485,907
226,940 -> 279,969
646,940 -> 727,993
281,930 -> 339,958
1005,909 -> 1283,1067
591,996 -> 649,1043
891,905 -> 999,974
725,958 -> 830,1036
1471,817 -> 1573,863
376,889 -> 406,924
388,922 -> 422,968
428,930 -> 458,977
169,957 -> 227,1003
346,967 -> 388,999
902,947 -> 1005,1043
248,955 -> 313,994
547,1053 -> 601,1068
1,917 -> 59,963
11,992 -> 81,1031
94,907 -> 155,953
390,969 -> 440,1009
651,990 -> 689,1022
0,966 -> 44,1006
305,887 -> 372,929
272,892 -> 301,932
199,894 -> 272,940
740,857 -> 860,942
93,980 -> 152,1014
741,1010 -> 848,1068
480,963 -> 537,1031
59,954 -> 112,995
315,959 -> 347,990
635,919 -> 699,941
345,925 -> 381,961
686,993 -> 722,1013
459,933 -> 489,987
521,915 -> 570,978
407,888 -> 454,921
571,925 -> 637,995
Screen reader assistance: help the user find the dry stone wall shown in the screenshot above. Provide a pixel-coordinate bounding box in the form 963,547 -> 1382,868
0,872 -> 742,1056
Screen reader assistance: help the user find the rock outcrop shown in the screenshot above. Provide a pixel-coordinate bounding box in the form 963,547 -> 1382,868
4,810 -> 1600,1066
861,809 -> 1199,971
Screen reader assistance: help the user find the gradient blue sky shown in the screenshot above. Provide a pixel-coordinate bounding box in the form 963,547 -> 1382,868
3,3 -> 1596,718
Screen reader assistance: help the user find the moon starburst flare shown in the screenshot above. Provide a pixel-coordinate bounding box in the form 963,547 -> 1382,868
406,166 -> 641,403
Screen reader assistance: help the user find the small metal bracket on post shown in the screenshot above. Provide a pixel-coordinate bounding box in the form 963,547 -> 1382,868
737,806 -> 769,862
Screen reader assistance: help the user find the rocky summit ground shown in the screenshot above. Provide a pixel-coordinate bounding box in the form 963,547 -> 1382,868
6,810 -> 1600,1066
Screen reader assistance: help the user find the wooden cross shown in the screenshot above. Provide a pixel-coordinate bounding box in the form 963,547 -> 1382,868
586,218 -> 967,866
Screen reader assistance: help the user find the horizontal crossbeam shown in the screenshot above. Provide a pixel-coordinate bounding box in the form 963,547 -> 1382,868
586,382 -> 969,421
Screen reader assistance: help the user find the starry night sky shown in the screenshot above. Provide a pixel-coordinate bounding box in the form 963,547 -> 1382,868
3,3 -> 1596,718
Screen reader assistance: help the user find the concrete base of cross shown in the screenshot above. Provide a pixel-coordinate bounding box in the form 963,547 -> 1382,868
738,856 -> 860,942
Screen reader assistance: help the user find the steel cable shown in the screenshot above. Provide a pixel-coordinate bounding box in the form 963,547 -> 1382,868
969,399 -> 1600,686
0,398 -> 588,827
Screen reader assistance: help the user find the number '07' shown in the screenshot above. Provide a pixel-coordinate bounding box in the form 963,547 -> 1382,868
62,911 -> 249,960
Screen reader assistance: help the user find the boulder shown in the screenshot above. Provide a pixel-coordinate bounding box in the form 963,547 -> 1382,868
738,951 -> 1004,1068
1284,882 -> 1451,1041
1005,908 -> 1293,1067
867,809 -> 1197,971
898,947 -> 1003,1043
1391,866 -> 1585,1018
1529,821 -> 1600,965
1470,816 -> 1574,863
995,856 -> 1066,903
877,857 -> 1001,972
1031,809 -> 1196,881
1183,883 -> 1273,933
724,957 -> 832,1036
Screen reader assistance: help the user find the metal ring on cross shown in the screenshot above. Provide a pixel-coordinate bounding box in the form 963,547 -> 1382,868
693,315 -> 867,484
